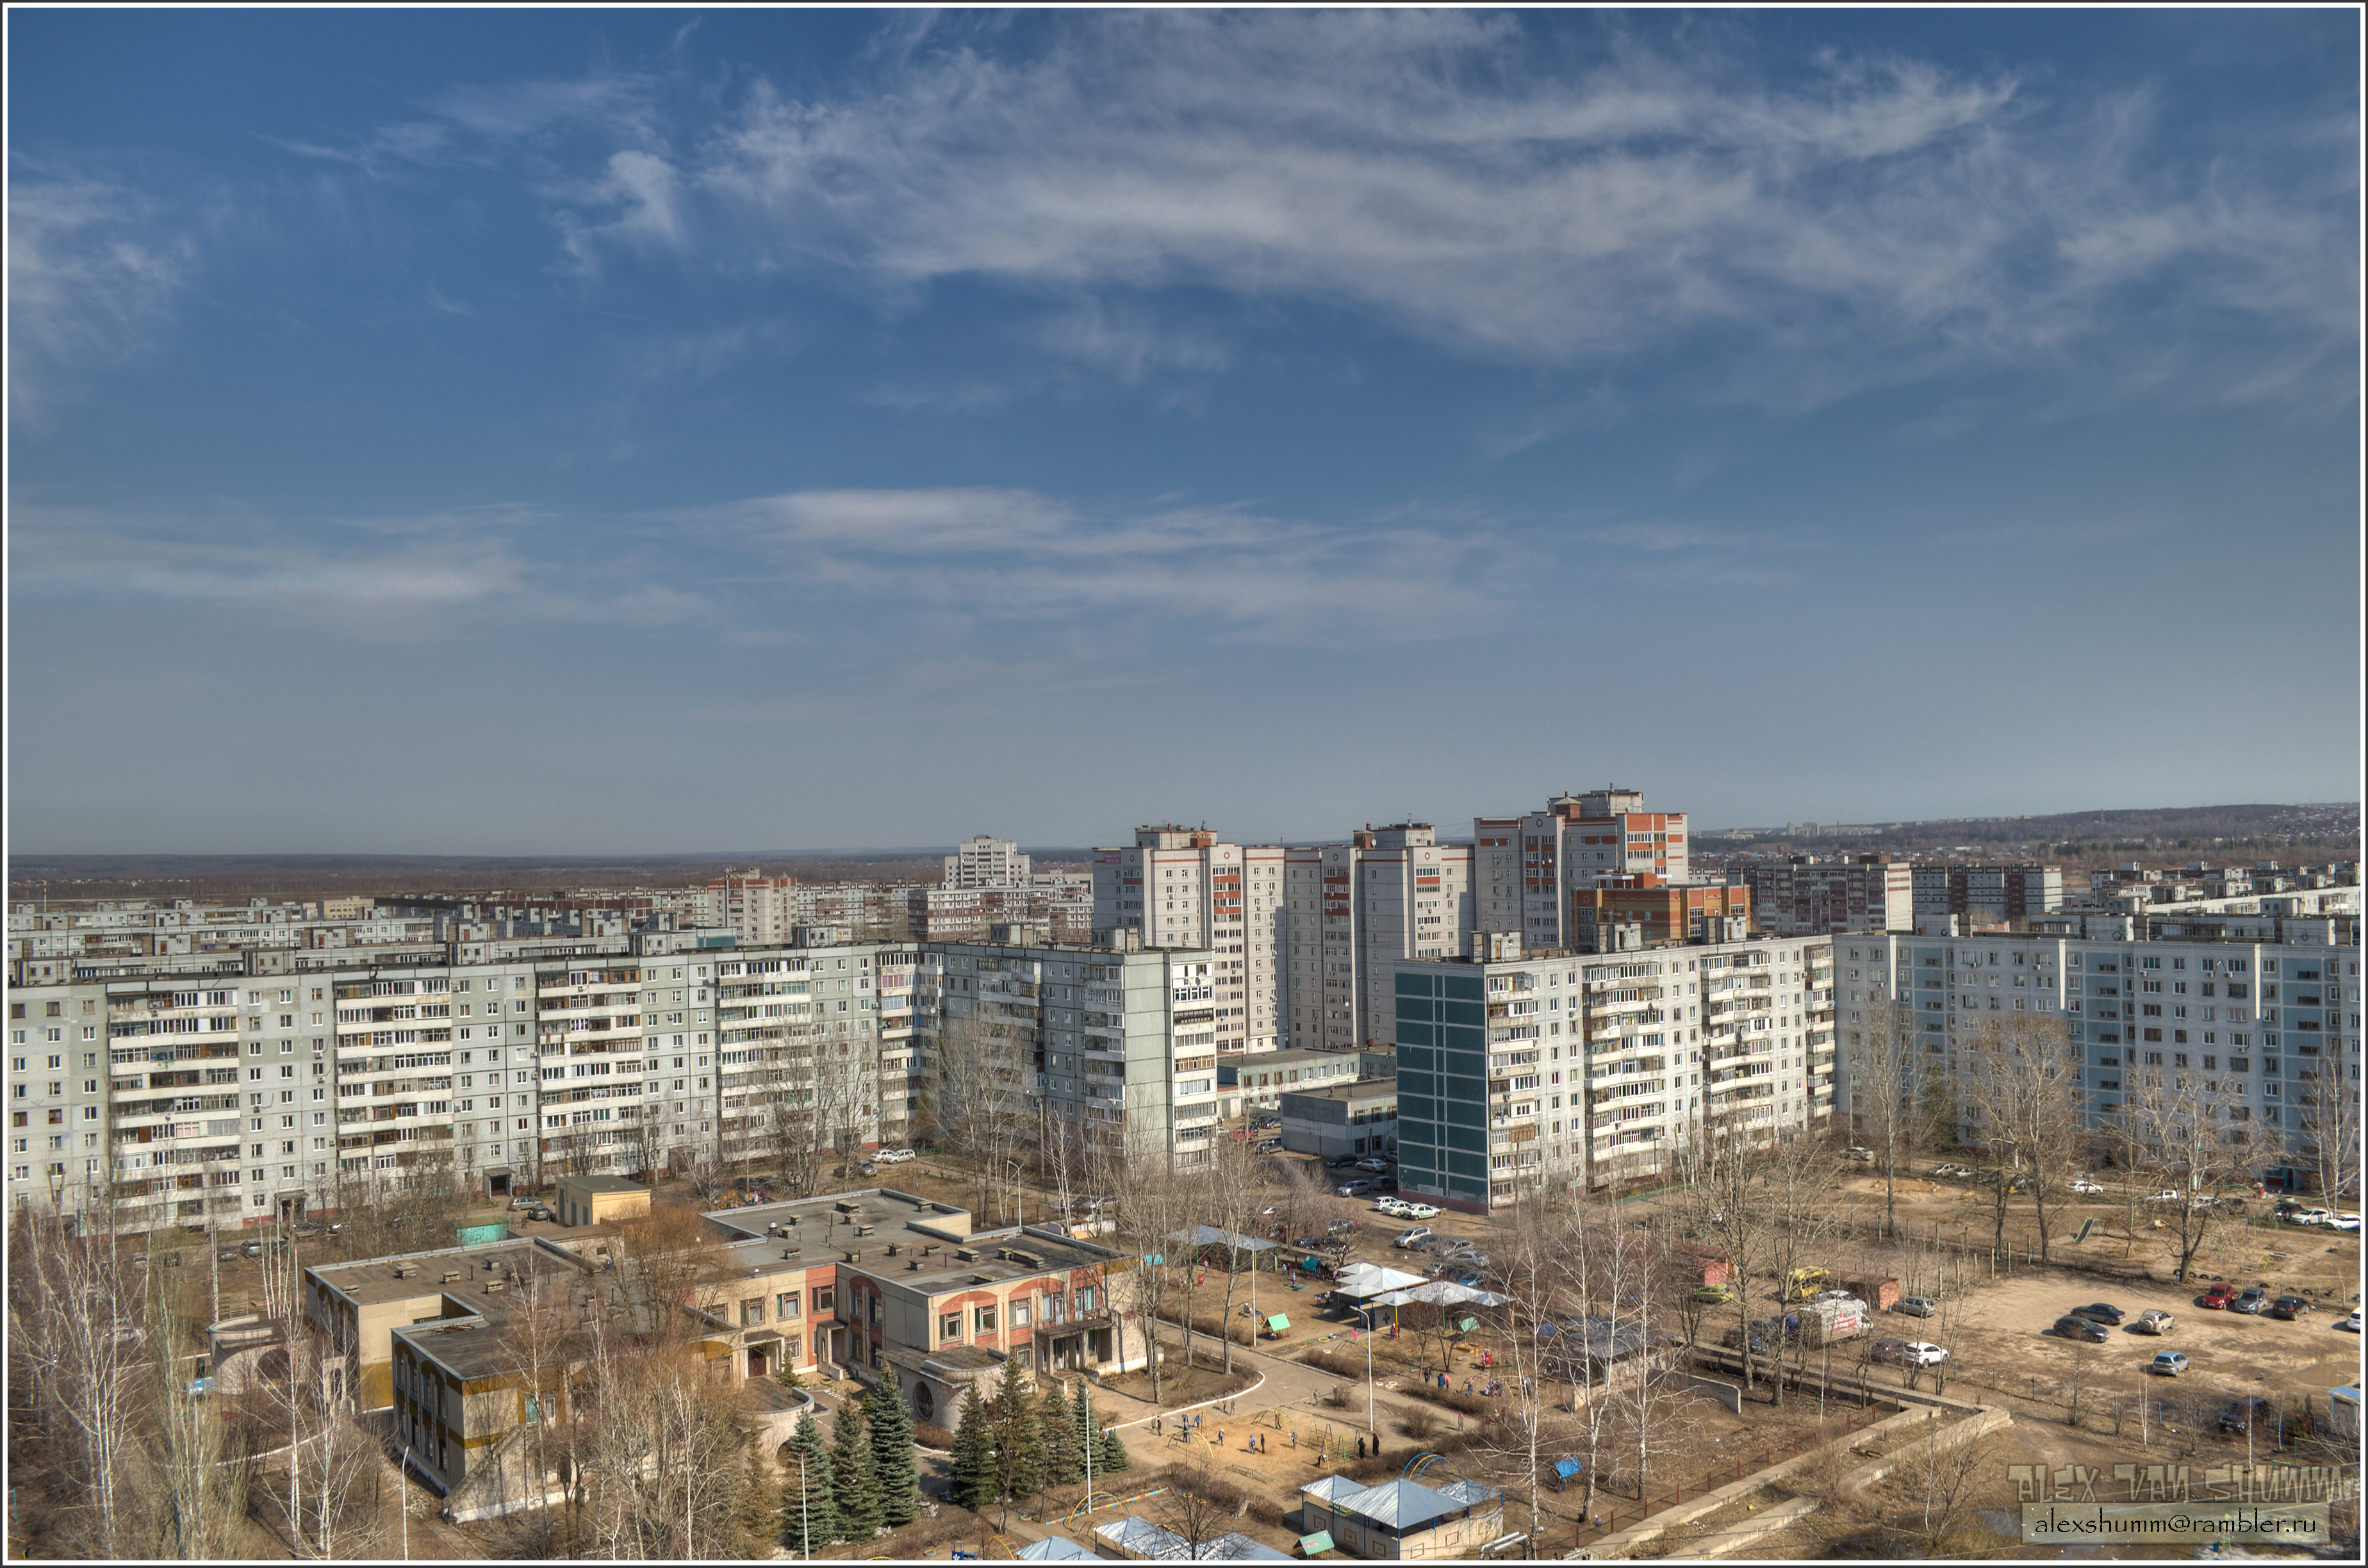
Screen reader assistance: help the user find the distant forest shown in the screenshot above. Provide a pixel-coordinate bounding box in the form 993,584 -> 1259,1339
1697,801 -> 2358,876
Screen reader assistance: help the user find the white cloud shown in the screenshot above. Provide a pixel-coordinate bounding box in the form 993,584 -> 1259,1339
516,12 -> 2354,405
686,486 -> 1500,636
6,172 -> 194,425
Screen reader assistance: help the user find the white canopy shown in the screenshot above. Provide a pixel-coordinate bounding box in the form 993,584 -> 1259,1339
1330,1261 -> 1429,1300
1364,1280 -> 1510,1312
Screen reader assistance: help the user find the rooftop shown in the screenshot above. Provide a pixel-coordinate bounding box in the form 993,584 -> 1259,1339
706,1189 -> 1120,1290
1278,1080 -> 1399,1105
557,1174 -> 650,1196
310,1237 -> 568,1310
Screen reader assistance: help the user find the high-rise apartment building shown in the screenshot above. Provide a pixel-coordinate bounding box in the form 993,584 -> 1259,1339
1091,827 -> 1285,1057
1474,788 -> 1690,950
1390,929 -> 1832,1211
1737,855 -> 1914,935
1834,896 -> 2360,1191
1908,864 -> 2064,927
944,835 -> 1032,888
700,873 -> 800,945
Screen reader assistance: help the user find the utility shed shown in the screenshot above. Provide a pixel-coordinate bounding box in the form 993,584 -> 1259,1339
555,1175 -> 651,1229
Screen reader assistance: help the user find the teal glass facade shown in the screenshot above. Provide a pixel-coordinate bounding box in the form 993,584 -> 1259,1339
1394,967 -> 1490,1205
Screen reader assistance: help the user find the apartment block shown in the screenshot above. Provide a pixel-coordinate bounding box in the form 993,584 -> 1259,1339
1297,826 -> 1472,1055
700,873 -> 800,945
1474,788 -> 1690,951
914,935 -> 1224,1163
944,835 -> 1032,888
1092,827 -> 1283,1057
1736,855 -> 1913,935
1568,874 -> 1753,952
1834,901 -> 2360,1190
1909,863 -> 2064,927
1390,930 -> 1831,1211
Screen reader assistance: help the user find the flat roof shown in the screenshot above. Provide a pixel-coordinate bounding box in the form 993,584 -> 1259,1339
1278,1080 -> 1398,1104
707,1189 -> 1119,1290
557,1174 -> 650,1195
310,1238 -> 563,1309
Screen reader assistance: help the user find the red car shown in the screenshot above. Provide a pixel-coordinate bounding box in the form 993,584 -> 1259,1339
2202,1283 -> 2237,1309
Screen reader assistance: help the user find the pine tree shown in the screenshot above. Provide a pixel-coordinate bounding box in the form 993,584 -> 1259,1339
781,1409 -> 839,1553
1037,1380 -> 1078,1490
1098,1420 -> 1132,1476
863,1375 -> 921,1528
829,1400 -> 884,1540
948,1392 -> 998,1511
989,1360 -> 1045,1505
734,1446 -> 780,1559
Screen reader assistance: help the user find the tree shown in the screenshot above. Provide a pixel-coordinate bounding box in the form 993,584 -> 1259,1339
1960,1011 -> 2082,1263
927,1010 -> 1031,1221
985,1360 -> 1044,1526
1039,1379 -> 1081,1490
828,1400 -> 882,1540
1102,1147 -> 1193,1402
1848,993 -> 1932,1239
733,1447 -> 781,1558
2296,1059 -> 2361,1204
780,1409 -> 839,1553
862,1371 -> 921,1528
1200,1134 -> 1263,1375
1097,1420 -> 1132,1476
947,1392 -> 998,1511
2117,1058 -> 2273,1284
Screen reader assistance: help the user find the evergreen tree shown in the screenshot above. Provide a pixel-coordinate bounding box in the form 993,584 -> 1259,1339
1039,1380 -> 1081,1490
1098,1420 -> 1132,1476
734,1447 -> 780,1559
948,1393 -> 999,1512
987,1360 -> 1046,1506
863,1375 -> 922,1528
780,1409 -> 839,1553
829,1400 -> 884,1539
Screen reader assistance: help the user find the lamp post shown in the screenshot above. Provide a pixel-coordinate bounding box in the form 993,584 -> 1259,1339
1008,1159 -> 1022,1230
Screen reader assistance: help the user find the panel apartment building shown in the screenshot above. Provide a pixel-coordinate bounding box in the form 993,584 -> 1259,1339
1473,787 -> 1690,952
1833,887 -> 2360,1191
1734,855 -> 1914,935
1390,929 -> 1834,1211
1910,863 -> 2065,927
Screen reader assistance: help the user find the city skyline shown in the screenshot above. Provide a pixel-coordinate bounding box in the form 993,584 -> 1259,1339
8,8 -> 2359,854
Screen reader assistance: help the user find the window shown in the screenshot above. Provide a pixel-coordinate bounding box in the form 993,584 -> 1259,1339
810,1286 -> 834,1315
741,1299 -> 764,1327
940,1312 -> 962,1342
1012,1299 -> 1032,1328
974,1304 -> 998,1335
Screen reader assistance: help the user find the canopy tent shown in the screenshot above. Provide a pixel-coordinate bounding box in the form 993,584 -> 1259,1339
1361,1280 -> 1510,1313
1017,1537 -> 1096,1561
1329,1261 -> 1428,1300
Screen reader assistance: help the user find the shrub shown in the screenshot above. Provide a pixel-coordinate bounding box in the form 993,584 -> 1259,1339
912,1420 -> 957,1451
1400,1408 -> 1436,1442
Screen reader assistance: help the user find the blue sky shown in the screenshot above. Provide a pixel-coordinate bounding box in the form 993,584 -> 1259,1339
7,7 -> 2359,854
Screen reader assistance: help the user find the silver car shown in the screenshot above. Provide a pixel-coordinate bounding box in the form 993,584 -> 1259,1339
1894,1296 -> 1939,1318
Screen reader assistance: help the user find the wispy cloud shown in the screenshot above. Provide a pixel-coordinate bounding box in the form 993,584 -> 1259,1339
6,167 -> 195,425
487,12 -> 2354,409
682,486 -> 1502,637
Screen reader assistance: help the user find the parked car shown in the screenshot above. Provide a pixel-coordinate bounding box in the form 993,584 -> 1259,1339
1292,1234 -> 1328,1250
1253,1138 -> 1283,1152
2330,1214 -> 2362,1232
2217,1397 -> 2273,1435
2340,1309 -> 2362,1332
1326,1217 -> 1360,1234
2148,1352 -> 2189,1376
2054,1316 -> 2111,1343
2289,1207 -> 2333,1227
1694,1284 -> 1736,1305
1453,1270 -> 1489,1289
1845,1147 -> 1875,1163
2269,1296 -> 2311,1320
1336,1179 -> 1374,1196
2068,1180 -> 2105,1195
2069,1303 -> 2126,1325
1394,1227 -> 1436,1249
2201,1283 -> 2237,1309
1354,1157 -> 1393,1173
2144,1189 -> 2185,1204
1871,1338 -> 1912,1365
1893,1296 -> 1939,1318
1372,1177 -> 1401,1194
1898,1341 -> 1949,1366
2132,1310 -> 2176,1335
1326,1155 -> 1361,1169
2232,1286 -> 2269,1316
873,1147 -> 916,1164
1401,1204 -> 1440,1220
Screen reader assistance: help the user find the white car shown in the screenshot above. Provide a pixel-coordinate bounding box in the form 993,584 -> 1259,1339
871,1148 -> 916,1164
1394,1227 -> 1436,1248
1374,1198 -> 1413,1217
1401,1203 -> 1441,1220
1899,1341 -> 1949,1366
2340,1309 -> 2362,1333
2144,1189 -> 2185,1204
2330,1214 -> 2362,1232
2068,1180 -> 2105,1195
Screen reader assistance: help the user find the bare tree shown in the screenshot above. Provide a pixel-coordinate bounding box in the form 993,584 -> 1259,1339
1201,1135 -> 1262,1375
2116,1062 -> 2272,1284
927,1011 -> 1030,1221
5,1195 -> 145,1558
1961,1011 -> 2084,1262
2295,1058 -> 2361,1204
1847,993 -> 1931,1239
1103,1145 -> 1194,1404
